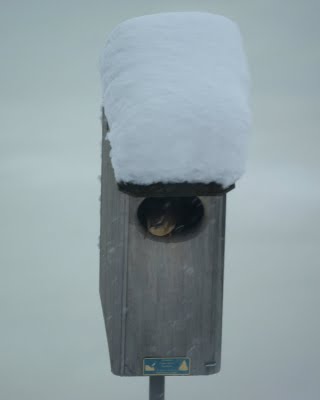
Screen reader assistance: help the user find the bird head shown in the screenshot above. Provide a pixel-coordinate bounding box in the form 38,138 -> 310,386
146,201 -> 176,237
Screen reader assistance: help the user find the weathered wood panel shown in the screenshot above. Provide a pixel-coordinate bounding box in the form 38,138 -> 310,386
99,111 -> 129,375
124,196 -> 225,376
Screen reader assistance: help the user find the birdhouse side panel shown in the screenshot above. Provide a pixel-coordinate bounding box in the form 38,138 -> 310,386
100,115 -> 130,375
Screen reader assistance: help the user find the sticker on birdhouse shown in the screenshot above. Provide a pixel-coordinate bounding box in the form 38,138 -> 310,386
143,357 -> 191,375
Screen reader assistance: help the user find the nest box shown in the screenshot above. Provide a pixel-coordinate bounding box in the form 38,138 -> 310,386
99,111 -> 234,377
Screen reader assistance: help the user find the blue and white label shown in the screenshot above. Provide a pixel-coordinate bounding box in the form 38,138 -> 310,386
143,357 -> 191,375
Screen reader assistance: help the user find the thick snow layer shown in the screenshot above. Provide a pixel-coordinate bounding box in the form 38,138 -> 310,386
100,12 -> 251,187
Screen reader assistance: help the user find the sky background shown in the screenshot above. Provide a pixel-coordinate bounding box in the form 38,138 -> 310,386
1,1 -> 320,399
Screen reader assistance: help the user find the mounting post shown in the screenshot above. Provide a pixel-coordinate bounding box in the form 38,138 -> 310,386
149,376 -> 165,400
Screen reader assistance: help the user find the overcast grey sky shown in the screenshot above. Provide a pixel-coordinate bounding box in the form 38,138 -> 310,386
1,1 -> 320,399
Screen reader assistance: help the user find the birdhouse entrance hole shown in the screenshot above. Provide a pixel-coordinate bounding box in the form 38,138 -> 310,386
137,197 -> 204,238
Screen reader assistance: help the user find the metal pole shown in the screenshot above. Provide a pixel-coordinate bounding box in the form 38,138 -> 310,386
149,376 -> 165,400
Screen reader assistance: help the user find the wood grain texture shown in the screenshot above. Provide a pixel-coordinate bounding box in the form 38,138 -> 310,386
100,110 -> 226,376
99,111 -> 129,375
124,196 -> 225,376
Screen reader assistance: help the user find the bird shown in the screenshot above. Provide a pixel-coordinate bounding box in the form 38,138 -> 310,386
146,199 -> 176,237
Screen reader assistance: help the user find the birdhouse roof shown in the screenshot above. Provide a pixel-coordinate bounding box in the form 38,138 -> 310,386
100,12 -> 251,189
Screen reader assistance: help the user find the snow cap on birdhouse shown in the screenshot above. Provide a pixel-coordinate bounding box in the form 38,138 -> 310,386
100,12 -> 251,192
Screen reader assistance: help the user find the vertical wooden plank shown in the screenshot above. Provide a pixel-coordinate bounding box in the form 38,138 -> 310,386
208,195 -> 226,374
124,196 -> 226,376
99,110 -> 129,375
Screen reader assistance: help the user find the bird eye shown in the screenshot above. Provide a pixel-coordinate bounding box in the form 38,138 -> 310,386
154,217 -> 165,227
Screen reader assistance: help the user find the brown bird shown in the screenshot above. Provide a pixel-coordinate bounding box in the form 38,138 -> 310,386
146,200 -> 176,237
